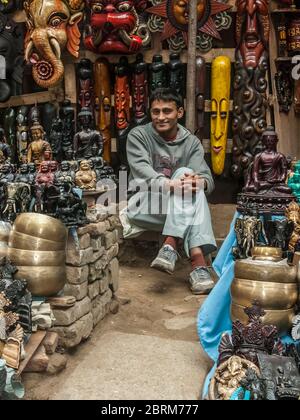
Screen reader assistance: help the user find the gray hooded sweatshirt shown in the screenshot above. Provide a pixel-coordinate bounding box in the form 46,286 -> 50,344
127,123 -> 214,194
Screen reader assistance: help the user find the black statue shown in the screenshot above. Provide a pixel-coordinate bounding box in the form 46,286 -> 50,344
232,214 -> 266,259
0,163 -> 15,186
54,161 -> 75,186
42,103 -> 56,141
55,182 -> 88,227
275,65 -> 293,114
0,128 -> 12,163
74,107 -> 103,160
0,14 -> 23,103
168,53 -> 186,98
14,164 -> 33,185
27,162 -> 36,184
264,218 -> 294,251
49,117 -> 63,161
16,107 -> 29,164
59,100 -> 75,160
149,55 -> 168,94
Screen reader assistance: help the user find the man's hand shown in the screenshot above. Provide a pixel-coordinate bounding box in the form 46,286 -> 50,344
168,173 -> 206,195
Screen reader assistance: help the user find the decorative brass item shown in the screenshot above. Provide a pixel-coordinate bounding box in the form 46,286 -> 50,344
209,355 -> 260,400
231,249 -> 298,333
8,231 -> 66,252
9,213 -> 67,297
286,201 -> 300,251
232,216 -> 265,259
251,246 -> 282,261
210,56 -> 231,176
75,160 -> 97,191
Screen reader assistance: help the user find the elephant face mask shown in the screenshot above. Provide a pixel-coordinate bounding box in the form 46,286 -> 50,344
24,0 -> 84,88
210,56 -> 231,176
84,0 -> 151,54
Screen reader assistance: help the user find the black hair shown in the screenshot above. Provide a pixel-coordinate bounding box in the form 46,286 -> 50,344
150,88 -> 183,109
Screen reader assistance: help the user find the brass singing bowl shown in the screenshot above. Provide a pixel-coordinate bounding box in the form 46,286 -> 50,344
231,278 -> 298,310
0,242 -> 7,259
231,302 -> 295,334
15,266 -> 66,297
235,259 -> 298,284
251,246 -> 283,262
14,213 -> 67,243
0,223 -> 11,242
9,231 -> 66,252
8,248 -> 66,267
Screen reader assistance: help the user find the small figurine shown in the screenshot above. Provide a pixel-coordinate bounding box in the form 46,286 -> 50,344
55,182 -> 88,227
0,128 -> 12,162
168,53 -> 186,98
0,163 -> 15,186
49,117 -> 63,161
15,164 -> 33,185
78,59 -> 94,112
16,107 -> 29,164
34,161 -> 55,212
54,161 -> 75,186
74,108 -> 103,160
60,100 -> 75,160
132,54 -> 149,126
232,214 -> 266,259
286,201 -> 300,251
27,122 -> 52,166
27,162 -> 37,184
149,55 -> 168,94
75,160 -> 97,190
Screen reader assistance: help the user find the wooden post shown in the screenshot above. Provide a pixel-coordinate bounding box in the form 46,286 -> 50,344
186,0 -> 198,133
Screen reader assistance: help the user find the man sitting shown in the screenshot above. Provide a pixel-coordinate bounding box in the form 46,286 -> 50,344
124,88 -> 216,294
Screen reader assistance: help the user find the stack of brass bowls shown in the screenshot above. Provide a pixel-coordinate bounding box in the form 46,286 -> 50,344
0,222 -> 11,259
231,247 -> 298,334
8,213 -> 67,296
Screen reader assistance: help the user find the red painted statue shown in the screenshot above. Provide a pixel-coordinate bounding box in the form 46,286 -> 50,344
84,0 -> 151,54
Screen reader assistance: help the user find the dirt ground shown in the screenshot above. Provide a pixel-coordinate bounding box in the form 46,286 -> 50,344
23,241 -> 213,400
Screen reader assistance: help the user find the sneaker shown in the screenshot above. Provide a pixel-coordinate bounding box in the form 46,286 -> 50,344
189,267 -> 214,295
150,245 -> 178,274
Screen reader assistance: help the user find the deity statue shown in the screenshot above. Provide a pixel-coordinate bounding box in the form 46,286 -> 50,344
49,160 -> 59,173
286,202 -> 300,252
16,107 -> 29,164
15,164 -> 33,185
168,53 -> 185,98
27,122 -> 52,166
27,163 -> 37,184
94,58 -> 112,163
210,356 -> 260,400
244,127 -> 292,195
64,149 -> 79,172
89,156 -> 104,180
49,117 -> 63,161
0,128 -> 12,162
54,161 -> 76,186
0,163 -> 15,186
34,161 -> 55,212
74,108 -> 103,160
55,182 -> 88,227
60,100 -> 75,160
75,160 -> 97,190
78,59 -> 94,112
149,55 -> 168,94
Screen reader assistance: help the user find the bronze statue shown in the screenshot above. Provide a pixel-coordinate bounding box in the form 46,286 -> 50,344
75,160 -> 97,190
232,215 -> 265,259
232,0 -> 269,178
27,122 -> 52,166
74,108 -> 103,160
15,164 -> 33,185
286,201 -> 300,251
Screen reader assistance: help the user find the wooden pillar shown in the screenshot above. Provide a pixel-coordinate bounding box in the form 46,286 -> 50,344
186,0 -> 198,133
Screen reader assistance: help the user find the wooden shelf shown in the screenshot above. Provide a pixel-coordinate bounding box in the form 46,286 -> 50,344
0,89 -> 64,109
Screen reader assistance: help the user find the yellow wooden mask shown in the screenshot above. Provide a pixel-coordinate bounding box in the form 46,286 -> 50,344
211,56 -> 231,175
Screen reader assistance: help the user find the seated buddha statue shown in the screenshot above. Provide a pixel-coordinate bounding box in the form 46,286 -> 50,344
244,127 -> 292,195
75,160 -> 97,191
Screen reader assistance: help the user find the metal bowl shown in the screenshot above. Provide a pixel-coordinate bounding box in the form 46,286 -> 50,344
0,241 -> 8,259
251,246 -> 283,262
9,231 -> 66,252
14,213 -> 67,243
231,302 -> 295,334
0,222 -> 11,243
8,248 -> 66,267
15,265 -> 66,297
231,278 -> 298,310
235,259 -> 298,284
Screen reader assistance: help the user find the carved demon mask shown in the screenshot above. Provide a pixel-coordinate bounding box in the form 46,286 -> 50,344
84,0 -> 151,54
236,0 -> 269,68
24,0 -> 84,88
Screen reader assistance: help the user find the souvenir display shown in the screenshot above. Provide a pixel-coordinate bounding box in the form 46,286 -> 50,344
0,14 -> 24,103
94,58 -> 112,163
195,56 -> 206,140
115,57 -> 131,166
232,214 -> 265,259
132,54 -> 149,126
210,56 -> 231,176
24,0 -> 84,88
237,127 -> 295,215
232,0 -> 269,178
147,0 -> 232,52
84,0 -> 151,54
27,122 -> 52,166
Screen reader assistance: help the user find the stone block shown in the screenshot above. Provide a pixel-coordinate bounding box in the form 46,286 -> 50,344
99,272 -> 109,294
64,282 -> 88,301
104,230 -> 119,249
107,244 -> 119,262
46,353 -> 68,375
88,281 -> 100,300
108,215 -> 121,231
108,258 -> 119,293
24,345 -> 49,373
91,296 -> 105,326
66,247 -> 93,267
77,221 -> 108,237
90,247 -> 105,263
67,232 -> 90,250
53,297 -> 91,326
42,332 -> 59,355
52,313 -> 93,348
66,265 -> 89,285
91,237 -> 102,252
94,254 -> 108,271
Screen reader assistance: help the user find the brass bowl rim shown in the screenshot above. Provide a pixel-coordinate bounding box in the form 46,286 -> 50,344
252,246 -> 282,258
